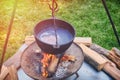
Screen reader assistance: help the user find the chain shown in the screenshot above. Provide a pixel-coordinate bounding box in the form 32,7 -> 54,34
48,0 -> 59,17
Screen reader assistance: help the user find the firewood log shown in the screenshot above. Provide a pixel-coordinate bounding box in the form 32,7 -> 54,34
48,57 -> 59,73
90,43 -> 120,69
111,47 -> 120,57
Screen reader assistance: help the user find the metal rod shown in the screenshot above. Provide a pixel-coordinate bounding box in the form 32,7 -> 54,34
0,0 -> 17,73
53,17 -> 59,48
51,0 -> 59,48
101,0 -> 120,45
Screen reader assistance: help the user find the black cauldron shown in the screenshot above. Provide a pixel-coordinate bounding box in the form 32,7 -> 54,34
34,19 -> 75,54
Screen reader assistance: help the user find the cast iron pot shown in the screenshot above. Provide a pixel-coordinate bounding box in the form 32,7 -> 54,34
34,19 -> 75,54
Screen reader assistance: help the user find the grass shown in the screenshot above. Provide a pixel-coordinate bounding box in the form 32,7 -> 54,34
0,0 -> 120,61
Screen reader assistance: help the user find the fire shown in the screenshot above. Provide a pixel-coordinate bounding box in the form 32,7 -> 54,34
41,53 -> 56,77
40,53 -> 76,77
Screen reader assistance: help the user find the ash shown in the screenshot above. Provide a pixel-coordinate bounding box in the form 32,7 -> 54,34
55,61 -> 71,78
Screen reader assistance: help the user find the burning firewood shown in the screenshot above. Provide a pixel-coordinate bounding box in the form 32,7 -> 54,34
48,56 -> 59,74
48,54 -> 76,74
61,54 -> 76,62
40,53 -> 76,78
41,53 -> 52,77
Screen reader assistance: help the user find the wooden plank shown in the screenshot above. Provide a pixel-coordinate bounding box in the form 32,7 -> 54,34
3,44 -> 28,69
90,43 -> 109,56
77,43 -> 107,71
103,62 -> 120,80
0,65 -> 18,80
111,47 -> 120,57
24,35 -> 35,45
0,65 -> 9,80
74,37 -> 92,46
109,51 -> 120,69
0,44 -> 28,80
8,65 -> 18,80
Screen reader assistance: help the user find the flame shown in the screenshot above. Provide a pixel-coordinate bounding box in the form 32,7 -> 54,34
41,53 -> 75,77
41,53 -> 56,77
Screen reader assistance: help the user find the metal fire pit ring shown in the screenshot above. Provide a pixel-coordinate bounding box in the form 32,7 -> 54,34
20,42 -> 84,80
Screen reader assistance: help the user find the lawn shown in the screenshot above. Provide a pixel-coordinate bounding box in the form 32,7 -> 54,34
0,0 -> 120,61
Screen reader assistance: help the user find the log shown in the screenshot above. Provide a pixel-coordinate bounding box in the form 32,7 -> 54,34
7,65 -> 18,80
78,43 -> 107,71
74,37 -> 92,46
111,47 -> 120,57
48,54 -> 76,74
0,65 -> 9,80
90,43 -> 120,69
3,44 -> 28,69
89,43 -> 109,56
103,62 -> 120,80
109,51 -> 120,69
0,65 -> 18,80
24,35 -> 35,45
48,57 -> 59,73
0,44 -> 28,80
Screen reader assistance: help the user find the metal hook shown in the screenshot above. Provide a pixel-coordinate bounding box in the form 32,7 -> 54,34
48,0 -> 59,17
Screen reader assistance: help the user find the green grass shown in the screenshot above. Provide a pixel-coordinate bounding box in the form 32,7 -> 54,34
0,0 -> 120,61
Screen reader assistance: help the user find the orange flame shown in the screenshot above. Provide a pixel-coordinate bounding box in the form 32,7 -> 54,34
41,53 -> 75,77
41,53 -> 55,77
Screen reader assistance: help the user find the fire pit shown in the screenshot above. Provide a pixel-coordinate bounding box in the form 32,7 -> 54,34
21,41 -> 84,80
21,1 -> 84,79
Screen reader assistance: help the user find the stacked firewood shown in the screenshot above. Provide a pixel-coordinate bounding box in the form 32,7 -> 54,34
90,44 -> 120,70
79,43 -> 120,80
